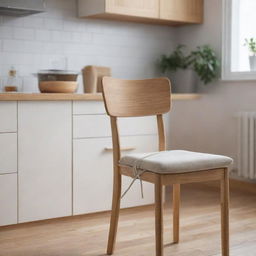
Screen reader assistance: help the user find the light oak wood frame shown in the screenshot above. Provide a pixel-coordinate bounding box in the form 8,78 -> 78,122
102,77 -> 229,256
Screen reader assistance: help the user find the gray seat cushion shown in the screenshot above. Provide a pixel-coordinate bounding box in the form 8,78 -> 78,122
119,150 -> 233,174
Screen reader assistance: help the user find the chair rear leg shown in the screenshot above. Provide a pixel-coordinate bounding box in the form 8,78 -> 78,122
220,168 -> 230,256
155,176 -> 164,256
107,173 -> 122,255
173,184 -> 180,243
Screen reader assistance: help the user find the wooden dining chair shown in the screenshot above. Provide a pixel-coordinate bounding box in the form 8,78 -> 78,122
102,77 -> 233,256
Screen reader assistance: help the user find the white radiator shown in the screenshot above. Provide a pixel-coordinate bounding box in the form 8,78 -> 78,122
238,112 -> 256,179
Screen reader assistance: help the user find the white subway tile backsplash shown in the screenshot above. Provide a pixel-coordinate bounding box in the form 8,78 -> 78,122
4,40 -> 25,53
84,20 -> 105,34
3,40 -> 43,54
1,52 -> 39,65
14,28 -> 34,40
68,55 -> 99,70
44,18 -> 63,30
22,77 -> 39,92
71,32 -> 83,42
51,30 -> 69,42
0,26 -> 13,39
2,16 -> 24,27
0,0 -> 175,92
35,30 -> 51,41
23,17 -> 44,29
42,42 -> 64,55
19,64 -> 39,76
80,33 -> 93,43
63,19 -> 85,32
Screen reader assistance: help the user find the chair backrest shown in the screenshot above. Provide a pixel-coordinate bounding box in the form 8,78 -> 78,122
102,77 -> 171,169
102,77 -> 171,117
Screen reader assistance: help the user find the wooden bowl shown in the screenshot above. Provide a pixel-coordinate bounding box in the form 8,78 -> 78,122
39,81 -> 78,93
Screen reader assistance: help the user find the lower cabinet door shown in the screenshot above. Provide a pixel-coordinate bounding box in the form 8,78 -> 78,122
73,137 -> 113,214
73,135 -> 157,215
18,102 -> 72,223
0,174 -> 17,226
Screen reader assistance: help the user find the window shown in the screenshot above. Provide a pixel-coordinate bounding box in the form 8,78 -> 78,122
222,0 -> 256,80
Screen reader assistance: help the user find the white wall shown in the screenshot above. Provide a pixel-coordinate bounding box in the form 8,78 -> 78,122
0,0 -> 176,92
169,0 -> 256,173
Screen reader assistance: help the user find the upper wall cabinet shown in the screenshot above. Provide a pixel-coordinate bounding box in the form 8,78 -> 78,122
160,0 -> 203,23
78,0 -> 203,25
106,0 -> 159,18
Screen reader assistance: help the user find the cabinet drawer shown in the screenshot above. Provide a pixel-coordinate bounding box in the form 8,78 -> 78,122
73,135 -> 157,215
73,101 -> 106,115
0,102 -> 17,132
74,114 -> 110,138
0,133 -> 17,174
0,173 -> 17,226
73,115 -> 157,138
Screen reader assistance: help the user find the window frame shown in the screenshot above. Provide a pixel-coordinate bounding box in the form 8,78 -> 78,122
222,0 -> 256,81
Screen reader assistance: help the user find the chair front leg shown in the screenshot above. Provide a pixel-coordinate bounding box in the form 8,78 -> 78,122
220,168 -> 230,256
155,176 -> 164,256
173,184 -> 180,243
107,172 -> 122,255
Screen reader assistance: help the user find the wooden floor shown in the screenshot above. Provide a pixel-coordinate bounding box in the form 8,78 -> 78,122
0,183 -> 256,256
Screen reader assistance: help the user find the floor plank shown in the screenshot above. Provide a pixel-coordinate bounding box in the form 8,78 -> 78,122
0,183 -> 255,256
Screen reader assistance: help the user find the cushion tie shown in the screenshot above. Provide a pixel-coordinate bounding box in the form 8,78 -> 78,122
121,152 -> 161,199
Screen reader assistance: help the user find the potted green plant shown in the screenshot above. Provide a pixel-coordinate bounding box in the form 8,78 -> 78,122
244,38 -> 256,71
158,45 -> 220,92
159,45 -> 190,72
189,45 -> 220,85
158,45 -> 196,93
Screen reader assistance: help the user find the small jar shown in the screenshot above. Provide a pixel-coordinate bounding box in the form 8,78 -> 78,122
3,67 -> 22,92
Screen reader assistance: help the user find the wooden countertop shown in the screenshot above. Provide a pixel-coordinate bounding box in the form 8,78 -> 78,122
0,93 -> 202,101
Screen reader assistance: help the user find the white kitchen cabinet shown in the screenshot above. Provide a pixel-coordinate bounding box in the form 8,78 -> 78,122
73,101 -> 106,115
73,135 -> 157,215
0,98 -> 160,227
0,133 -> 17,174
74,114 -> 111,138
73,115 -> 157,138
0,173 -> 17,226
18,102 -> 72,223
73,137 -> 112,214
0,102 -> 17,132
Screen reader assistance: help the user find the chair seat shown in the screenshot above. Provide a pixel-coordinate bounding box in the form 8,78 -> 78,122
119,150 -> 233,174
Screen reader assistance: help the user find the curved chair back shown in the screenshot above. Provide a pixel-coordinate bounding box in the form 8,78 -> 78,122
102,77 -> 171,117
